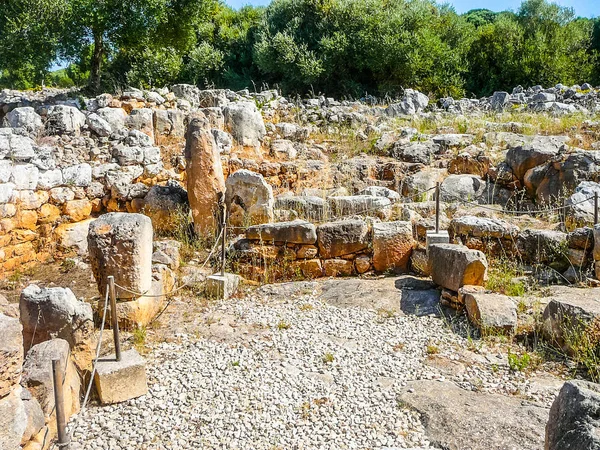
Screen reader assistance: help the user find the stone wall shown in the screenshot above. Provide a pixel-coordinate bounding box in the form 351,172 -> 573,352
232,219 -> 415,281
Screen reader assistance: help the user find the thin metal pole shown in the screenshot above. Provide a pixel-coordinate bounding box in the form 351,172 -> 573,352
52,359 -> 69,448
220,202 -> 227,277
108,276 -> 121,361
595,192 -> 598,225
435,182 -> 440,234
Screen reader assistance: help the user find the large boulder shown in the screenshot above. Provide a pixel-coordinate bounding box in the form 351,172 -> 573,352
439,174 -> 488,203
225,170 -> 274,227
185,116 -> 225,236
567,181 -> 600,227
385,89 -> 429,116
541,286 -> 600,350
429,244 -> 488,292
246,220 -> 317,244
222,101 -> 266,148
464,292 -> 517,334
45,105 -> 86,135
4,107 -> 43,135
21,339 -> 80,419
505,136 -> 567,181
0,313 -> 23,397
88,213 -> 153,299
97,107 -> 127,131
86,113 -> 112,137
0,129 -> 35,160
317,219 -> 369,258
517,229 -> 567,268
142,182 -> 189,233
372,221 -> 415,273
390,141 -> 438,164
19,285 -> 93,369
546,380 -> 600,450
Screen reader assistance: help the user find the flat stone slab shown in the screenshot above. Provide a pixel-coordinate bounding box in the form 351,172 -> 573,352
94,349 -> 148,405
398,380 -> 548,450
205,273 -> 240,300
245,220 -> 317,244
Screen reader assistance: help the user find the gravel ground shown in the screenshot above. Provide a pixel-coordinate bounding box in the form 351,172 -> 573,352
69,283 -> 559,450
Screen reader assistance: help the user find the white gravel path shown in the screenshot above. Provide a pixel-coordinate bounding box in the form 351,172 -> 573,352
69,285 -> 555,450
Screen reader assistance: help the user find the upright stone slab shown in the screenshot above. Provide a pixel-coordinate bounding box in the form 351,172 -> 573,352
88,213 -> 153,299
372,221 -> 415,273
429,243 -> 488,292
185,116 -> 225,236
205,273 -> 240,300
426,230 -> 450,255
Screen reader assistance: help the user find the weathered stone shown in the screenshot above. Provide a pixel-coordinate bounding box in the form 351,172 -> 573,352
541,286 -> 600,350
4,107 -> 43,135
225,170 -> 274,227
94,349 -> 148,405
323,259 -> 354,277
21,339 -> 80,418
0,386 -> 27,450
439,174 -> 488,203
63,199 -> 92,222
390,141 -> 438,164
270,139 -> 297,160
546,380 -> 600,450
328,195 -> 391,220
185,116 -> 225,235
506,137 -> 566,181
205,273 -> 240,300
10,163 -> 39,190
0,313 -> 23,397
97,107 -> 127,131
86,113 -> 112,137
317,219 -> 369,258
429,243 -> 488,292
450,216 -> 519,239
20,389 -> 44,446
20,284 -> 93,354
62,163 -> 92,187
292,259 -> 323,279
223,101 -> 266,148
54,219 -> 93,256
517,229 -> 567,267
126,108 -> 154,140
464,292 -> 517,334
45,105 -> 86,135
274,195 -> 328,221
372,221 -> 415,273
88,213 -> 153,299
354,255 -> 371,274
398,380 -> 547,450
141,182 -> 188,233
357,186 -> 401,203
246,220 -> 317,244
385,89 -> 429,116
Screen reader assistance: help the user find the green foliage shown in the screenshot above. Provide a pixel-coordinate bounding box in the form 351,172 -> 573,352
508,349 -> 531,371
485,259 -> 527,297
0,0 -> 598,97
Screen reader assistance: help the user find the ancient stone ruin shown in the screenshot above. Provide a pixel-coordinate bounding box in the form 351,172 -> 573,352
2,83 -> 600,449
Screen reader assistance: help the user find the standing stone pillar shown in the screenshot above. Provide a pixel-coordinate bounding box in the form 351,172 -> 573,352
185,115 -> 225,236
88,213 -> 153,299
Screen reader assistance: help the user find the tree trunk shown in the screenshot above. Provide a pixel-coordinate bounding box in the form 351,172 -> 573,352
90,30 -> 104,93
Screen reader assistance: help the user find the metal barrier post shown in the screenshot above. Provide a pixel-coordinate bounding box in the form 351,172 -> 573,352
435,182 -> 440,234
595,192 -> 598,225
108,276 -> 121,361
220,202 -> 227,277
52,359 -> 69,448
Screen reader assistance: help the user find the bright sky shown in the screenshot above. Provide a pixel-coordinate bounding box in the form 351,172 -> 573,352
224,0 -> 600,17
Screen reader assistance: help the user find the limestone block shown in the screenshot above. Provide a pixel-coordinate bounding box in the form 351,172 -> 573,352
94,349 -> 148,405
429,243 -> 488,292
88,213 -> 153,299
372,221 -> 415,273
